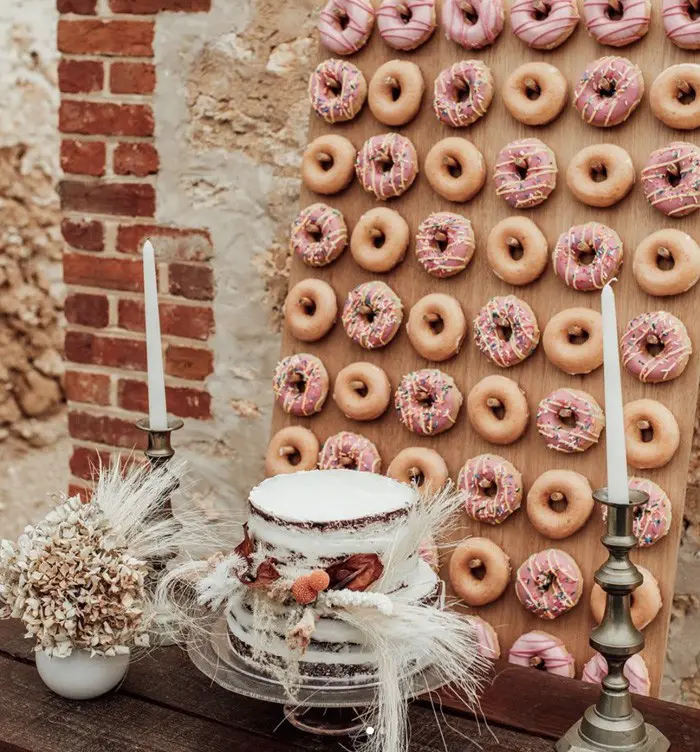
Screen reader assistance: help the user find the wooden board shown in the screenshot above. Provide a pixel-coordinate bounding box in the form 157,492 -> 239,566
272,0 -> 700,697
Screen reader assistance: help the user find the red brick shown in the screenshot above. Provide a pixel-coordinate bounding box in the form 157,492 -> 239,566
117,225 -> 212,261
61,140 -> 106,177
59,181 -> 155,217
110,0 -> 210,12
65,331 -> 147,371
68,483 -> 91,502
118,379 -> 211,419
168,263 -> 214,301
65,371 -> 111,406
64,292 -> 110,328
110,62 -> 155,95
60,101 -> 154,137
69,410 -> 146,449
58,0 -> 97,12
61,218 -> 104,252
58,19 -> 154,57
70,446 -> 114,481
118,298 -> 214,341
64,252 -> 144,292
165,345 -> 213,381
113,142 -> 159,177
58,59 -> 104,94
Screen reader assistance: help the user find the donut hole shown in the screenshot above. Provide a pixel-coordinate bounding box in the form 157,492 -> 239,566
352,381 -> 369,398
283,447 -> 302,467
558,408 -> 577,428
435,231 -> 449,252
605,0 -> 624,21
409,468 -> 426,487
529,656 -> 547,671
598,77 -> 617,98
589,162 -> 608,183
318,154 -> 335,172
547,492 -> 568,513
688,1 -> 700,21
468,558 -> 487,580
537,573 -> 555,592
446,159 -> 463,179
455,79 -> 471,104
567,326 -> 590,346
425,313 -> 445,335
487,398 -> 506,421
339,455 -> 359,470
655,248 -> 675,271
479,480 -> 498,498
532,0 -> 551,21
524,80 -> 542,101
390,81 -> 402,102
379,156 -> 395,173
677,83 -> 696,106
507,239 -> 525,261
290,373 -> 308,394
515,160 -> 529,180
495,320 -> 513,342
462,2 -> 479,24
371,229 -> 386,249
667,167 -> 682,187
299,297 -> 317,316
575,244 -> 596,266
645,338 -> 664,358
637,420 -> 654,443
398,3 -> 413,23
307,225 -> 323,242
326,77 -> 342,96
335,8 -> 350,30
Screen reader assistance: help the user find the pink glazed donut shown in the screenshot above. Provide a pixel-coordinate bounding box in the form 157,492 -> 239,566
583,0 -> 651,47
509,631 -> 575,676
442,0 -> 505,49
394,369 -> 463,436
319,431 -> 382,472
458,453 -> 523,525
355,133 -> 418,200
342,281 -> 403,350
662,0 -> 700,50
536,388 -> 605,453
308,59 -> 367,124
473,295 -> 541,368
494,138 -> 557,209
574,56 -> 644,127
290,203 -> 348,267
415,212 -> 476,278
620,310 -> 692,383
433,60 -> 495,127
319,0 -> 376,55
272,353 -> 329,417
377,0 -> 437,50
515,549 -> 583,619
511,0 -> 580,50
582,653 -> 651,696
641,142 -> 700,218
601,477 -> 672,547
552,222 -> 623,291
466,616 -> 501,659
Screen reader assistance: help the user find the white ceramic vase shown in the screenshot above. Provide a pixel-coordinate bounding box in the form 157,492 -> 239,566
35,648 -> 130,700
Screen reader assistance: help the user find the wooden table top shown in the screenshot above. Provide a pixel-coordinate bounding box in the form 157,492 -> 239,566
1,619 -> 699,752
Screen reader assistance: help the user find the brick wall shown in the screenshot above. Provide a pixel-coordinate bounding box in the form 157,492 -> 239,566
58,0 -> 214,496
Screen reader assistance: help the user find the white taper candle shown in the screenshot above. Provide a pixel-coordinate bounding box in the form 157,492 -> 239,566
143,240 -> 168,431
601,281 -> 629,504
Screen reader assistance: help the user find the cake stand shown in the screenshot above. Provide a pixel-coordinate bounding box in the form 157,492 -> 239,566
187,614 -> 449,738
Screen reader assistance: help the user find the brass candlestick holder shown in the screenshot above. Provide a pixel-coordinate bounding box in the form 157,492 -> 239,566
556,488 -> 669,752
136,416 -> 184,518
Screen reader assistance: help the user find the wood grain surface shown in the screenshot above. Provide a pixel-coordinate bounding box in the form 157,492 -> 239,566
272,0 -> 700,697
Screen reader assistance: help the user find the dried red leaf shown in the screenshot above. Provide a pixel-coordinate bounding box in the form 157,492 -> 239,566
234,524 -> 254,562
245,558 -> 281,589
326,554 -> 384,592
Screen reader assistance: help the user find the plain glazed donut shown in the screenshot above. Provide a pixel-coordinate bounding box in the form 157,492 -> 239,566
542,308 -> 604,375
265,426 -> 320,476
406,293 -> 467,361
319,431 -> 382,472
511,0 -> 580,50
425,138 -> 486,203
473,295 -> 541,368
441,0 -> 505,50
377,0 -> 437,50
355,132 -> 419,200
503,62 -> 568,127
620,311 -> 692,383
394,368 -> 463,436
526,469 -> 594,539
449,537 -> 511,606
650,64 -> 700,130
283,278 -> 338,343
623,398 -> 680,470
536,388 -> 605,453
416,212 -> 476,277
662,0 -> 700,50
387,447 -> 450,492
486,217 -> 548,286
318,0 -> 375,56
272,353 -> 329,417
467,375 -> 529,445
515,549 -> 583,619
633,229 -> 700,297
465,616 -> 501,660
368,60 -> 425,127
494,138 -> 557,209
433,60 -> 495,128
290,203 -> 348,267
302,135 -> 356,195
591,565 -> 662,629
602,477 -> 672,547
350,207 -> 410,273
458,454 -> 523,524
574,56 -> 644,128
508,631 -> 575,677
341,281 -> 404,349
583,0 -> 651,47
566,145 -> 635,208
582,653 -> 651,696
308,59 -> 367,124
332,362 -> 392,421
641,142 -> 700,218
553,223 -> 623,291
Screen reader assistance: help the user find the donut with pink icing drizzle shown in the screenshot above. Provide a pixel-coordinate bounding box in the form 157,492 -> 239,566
272,354 -> 329,417
536,388 -> 605,453
290,203 -> 348,267
466,616 -> 501,659
552,222 -> 623,292
511,0 -> 580,50
394,369 -> 463,436
341,281 -> 403,350
308,59 -> 367,124
415,212 -> 475,278
641,142 -> 700,218
319,431 -> 382,473
508,631 -> 575,676
473,295 -> 541,368
583,0 -> 650,47
582,653 -> 650,695
662,0 -> 700,50
433,60 -> 494,127
602,477 -> 672,547
458,454 -> 523,525
574,56 -> 644,127
515,549 -> 583,619
319,0 -> 375,56
355,133 -> 418,200
442,0 -> 505,49
377,0 -> 436,50
620,310 -> 692,383
494,138 -> 557,209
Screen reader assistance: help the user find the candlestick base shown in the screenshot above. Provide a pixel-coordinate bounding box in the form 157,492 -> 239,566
556,714 -> 669,752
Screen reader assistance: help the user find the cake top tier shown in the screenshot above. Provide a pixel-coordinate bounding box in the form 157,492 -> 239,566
249,470 -> 416,525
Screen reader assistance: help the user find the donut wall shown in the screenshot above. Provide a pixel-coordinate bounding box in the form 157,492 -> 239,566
270,0 -> 700,696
